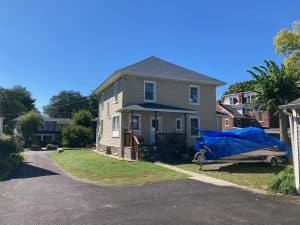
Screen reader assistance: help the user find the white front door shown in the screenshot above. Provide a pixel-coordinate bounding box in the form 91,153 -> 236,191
150,116 -> 162,145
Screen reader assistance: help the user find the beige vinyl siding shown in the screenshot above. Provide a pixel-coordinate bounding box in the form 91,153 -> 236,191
122,75 -> 216,146
98,78 -> 123,147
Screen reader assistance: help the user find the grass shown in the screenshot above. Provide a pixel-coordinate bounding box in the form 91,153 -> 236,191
176,162 -> 286,191
50,149 -> 187,185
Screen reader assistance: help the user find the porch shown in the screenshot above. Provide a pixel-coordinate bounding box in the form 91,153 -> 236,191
118,103 -> 197,160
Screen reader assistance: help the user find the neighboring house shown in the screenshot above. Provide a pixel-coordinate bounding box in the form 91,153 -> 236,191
34,118 -> 71,145
280,98 -> 300,194
95,56 -> 225,158
217,91 -> 278,130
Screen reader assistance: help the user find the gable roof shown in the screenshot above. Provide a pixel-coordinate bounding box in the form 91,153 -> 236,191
95,56 -> 225,93
218,103 -> 246,118
280,98 -> 300,109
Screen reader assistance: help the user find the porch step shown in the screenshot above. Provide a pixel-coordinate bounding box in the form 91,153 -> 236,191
140,146 -> 160,162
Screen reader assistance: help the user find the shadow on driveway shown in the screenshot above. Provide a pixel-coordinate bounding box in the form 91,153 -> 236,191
4,162 -> 59,180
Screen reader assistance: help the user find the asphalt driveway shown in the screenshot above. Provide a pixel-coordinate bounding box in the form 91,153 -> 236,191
0,151 -> 300,225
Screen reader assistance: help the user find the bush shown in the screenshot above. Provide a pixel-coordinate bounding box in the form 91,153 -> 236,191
0,135 -> 24,180
0,154 -> 23,180
0,135 -> 23,160
267,166 -> 296,195
62,124 -> 92,148
31,144 -> 40,151
46,144 -> 58,150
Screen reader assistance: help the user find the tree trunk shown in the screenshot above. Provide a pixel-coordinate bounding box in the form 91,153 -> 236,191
279,109 -> 290,144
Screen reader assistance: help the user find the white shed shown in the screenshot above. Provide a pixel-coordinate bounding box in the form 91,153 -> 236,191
280,98 -> 300,194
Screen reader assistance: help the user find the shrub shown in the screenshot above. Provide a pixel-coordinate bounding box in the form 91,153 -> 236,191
0,135 -> 23,160
31,144 -> 40,151
46,144 -> 58,150
0,135 -> 24,180
62,124 -> 92,148
267,166 -> 296,195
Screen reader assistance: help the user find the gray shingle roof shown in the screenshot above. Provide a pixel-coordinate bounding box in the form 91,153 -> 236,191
95,56 -> 225,92
118,56 -> 225,86
219,104 -> 246,118
288,98 -> 300,105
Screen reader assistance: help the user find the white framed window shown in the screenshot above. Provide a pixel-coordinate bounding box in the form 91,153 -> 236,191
190,116 -> 200,137
229,97 -> 233,105
176,118 -> 183,131
114,81 -> 119,102
106,102 -> 110,118
258,111 -> 264,122
189,85 -> 200,105
144,81 -> 156,102
112,116 -> 120,138
99,120 -> 103,136
128,114 -> 141,130
224,118 -> 229,127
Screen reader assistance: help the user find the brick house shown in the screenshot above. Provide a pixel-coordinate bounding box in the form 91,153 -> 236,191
216,91 -> 278,130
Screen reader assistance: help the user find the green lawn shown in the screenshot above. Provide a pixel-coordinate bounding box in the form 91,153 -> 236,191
176,162 -> 286,190
50,149 -> 187,185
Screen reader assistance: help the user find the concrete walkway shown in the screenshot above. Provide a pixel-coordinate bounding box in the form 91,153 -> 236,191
155,162 -> 267,194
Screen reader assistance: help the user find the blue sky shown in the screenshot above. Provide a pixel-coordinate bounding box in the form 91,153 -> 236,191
0,0 -> 299,112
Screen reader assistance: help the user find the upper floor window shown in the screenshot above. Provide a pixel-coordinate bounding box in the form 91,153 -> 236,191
189,85 -> 200,105
99,120 -> 103,136
114,81 -> 119,102
144,81 -> 156,102
106,102 -> 110,118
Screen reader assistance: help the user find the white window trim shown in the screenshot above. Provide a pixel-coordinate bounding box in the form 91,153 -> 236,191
114,81 -> 119,103
189,85 -> 200,105
176,118 -> 183,131
106,102 -> 110,118
144,80 -> 156,102
112,115 -> 120,138
99,120 -> 103,136
258,111 -> 264,122
189,116 -> 200,137
128,114 -> 142,131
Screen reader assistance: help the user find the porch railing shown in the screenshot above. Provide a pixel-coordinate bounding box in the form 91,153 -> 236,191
155,133 -> 186,146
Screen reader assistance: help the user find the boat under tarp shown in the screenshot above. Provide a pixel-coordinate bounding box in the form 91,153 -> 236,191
195,127 -> 291,161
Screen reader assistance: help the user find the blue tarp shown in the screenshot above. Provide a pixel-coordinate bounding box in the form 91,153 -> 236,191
195,127 -> 291,160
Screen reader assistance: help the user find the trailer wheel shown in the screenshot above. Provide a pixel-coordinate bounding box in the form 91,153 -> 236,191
270,157 -> 278,167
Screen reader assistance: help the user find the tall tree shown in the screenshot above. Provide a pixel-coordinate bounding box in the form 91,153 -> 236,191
17,110 -> 42,147
274,21 -> 300,74
247,60 -> 300,143
0,85 -> 35,134
44,91 -> 88,118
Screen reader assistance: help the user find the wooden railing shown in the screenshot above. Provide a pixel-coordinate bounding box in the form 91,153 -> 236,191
155,133 -> 186,146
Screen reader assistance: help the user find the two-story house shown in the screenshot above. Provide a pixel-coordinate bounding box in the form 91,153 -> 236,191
95,56 -> 225,159
34,118 -> 71,146
217,91 -> 278,130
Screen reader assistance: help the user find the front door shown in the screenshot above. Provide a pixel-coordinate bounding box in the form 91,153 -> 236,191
150,116 -> 162,145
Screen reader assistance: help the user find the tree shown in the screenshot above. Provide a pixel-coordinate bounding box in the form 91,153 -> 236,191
44,91 -> 88,118
221,80 -> 256,100
71,110 -> 93,127
274,21 -> 300,74
62,125 -> 92,148
87,92 -> 99,118
0,85 -> 35,134
17,111 -> 42,147
247,60 -> 300,143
